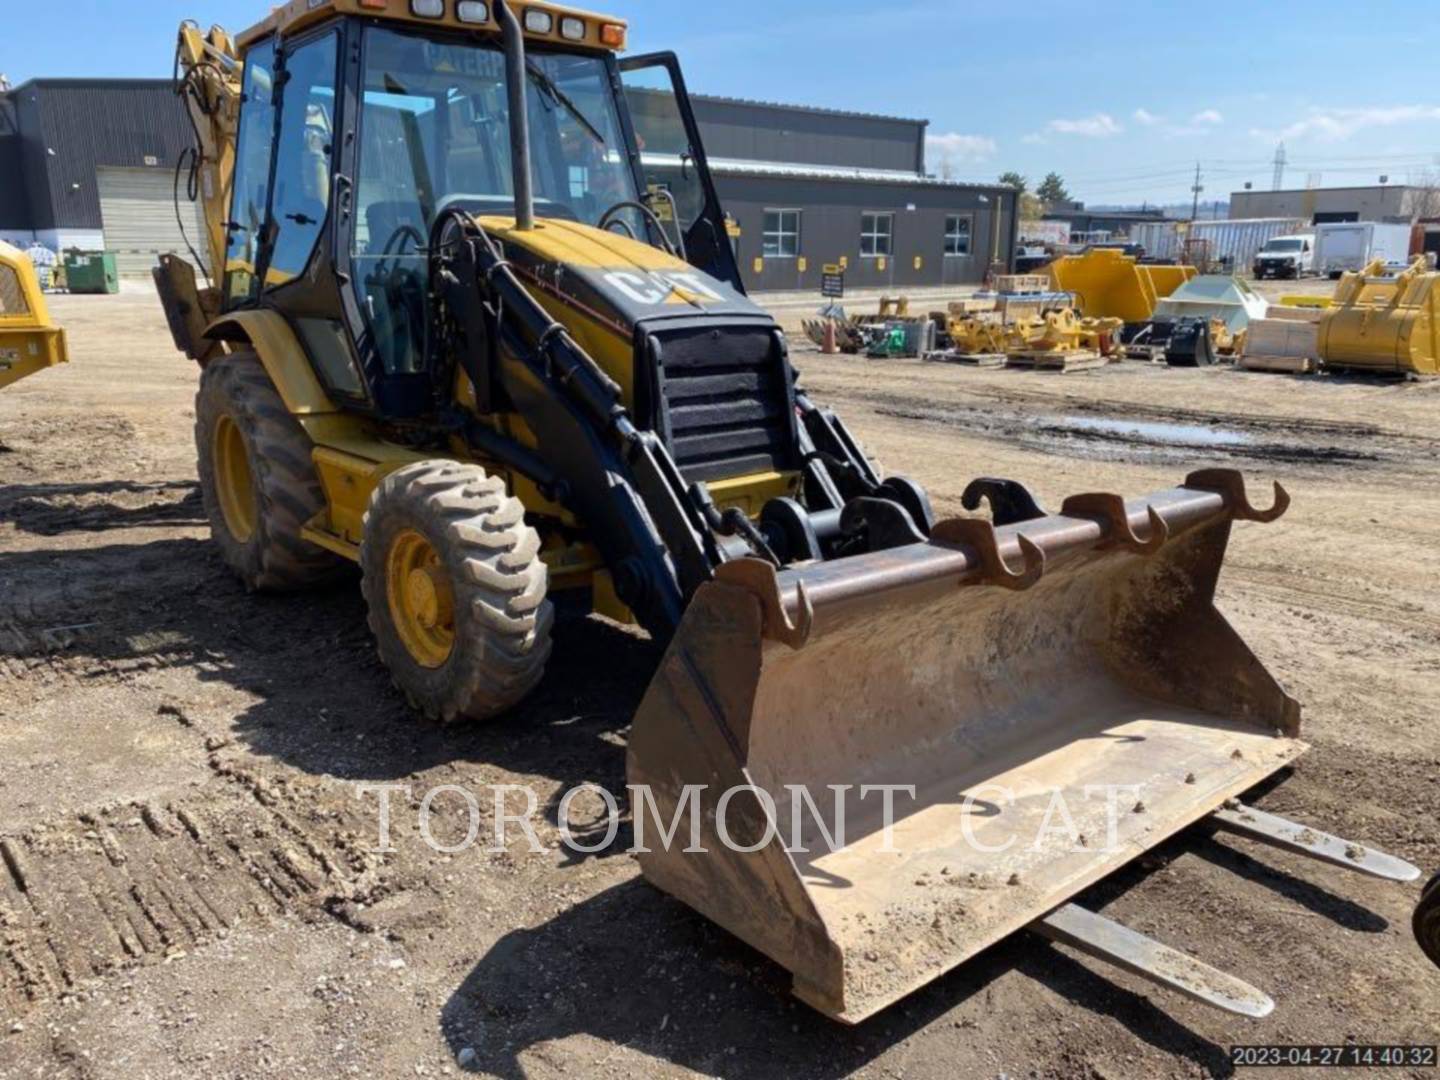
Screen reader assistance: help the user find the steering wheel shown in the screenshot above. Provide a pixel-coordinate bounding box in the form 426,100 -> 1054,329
373,223 -> 426,280
597,200 -> 685,261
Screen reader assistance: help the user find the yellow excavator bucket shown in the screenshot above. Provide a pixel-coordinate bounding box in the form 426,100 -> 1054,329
630,471 -> 1306,1023
0,242 -> 68,391
1318,256 -> 1440,376
1047,248 -> 1197,323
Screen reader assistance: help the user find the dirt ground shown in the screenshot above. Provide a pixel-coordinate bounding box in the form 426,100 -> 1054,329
0,283 -> 1437,1079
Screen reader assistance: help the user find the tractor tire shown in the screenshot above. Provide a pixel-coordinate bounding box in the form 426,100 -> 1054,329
1416,871 -> 1440,969
195,351 -> 345,591
359,461 -> 553,722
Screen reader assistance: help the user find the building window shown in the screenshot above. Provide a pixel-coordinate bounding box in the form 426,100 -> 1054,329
861,212 -> 893,258
762,209 -> 801,258
944,215 -> 972,256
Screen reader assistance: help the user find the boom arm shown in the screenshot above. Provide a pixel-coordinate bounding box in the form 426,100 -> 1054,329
174,22 -> 243,281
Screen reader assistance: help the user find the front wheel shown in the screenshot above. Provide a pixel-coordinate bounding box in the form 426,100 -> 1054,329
1417,872 -> 1440,969
360,461 -> 554,722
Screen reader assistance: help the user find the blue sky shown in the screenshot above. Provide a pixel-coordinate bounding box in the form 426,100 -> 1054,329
6,1 -> 1440,206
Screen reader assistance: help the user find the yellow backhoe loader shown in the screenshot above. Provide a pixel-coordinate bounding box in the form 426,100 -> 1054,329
0,242 -> 68,391
160,0 -> 1420,1025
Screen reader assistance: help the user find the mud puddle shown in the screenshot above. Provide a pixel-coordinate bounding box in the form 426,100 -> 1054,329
869,398 -> 1383,468
1056,416 -> 1253,448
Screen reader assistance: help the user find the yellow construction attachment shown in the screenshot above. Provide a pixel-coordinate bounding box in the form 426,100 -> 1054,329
1047,249 -> 1196,323
945,309 -> 1121,357
0,242 -> 68,391
1023,308 -> 1123,353
945,313 -> 1011,355
1318,256 -> 1440,376
630,470 -> 1304,1023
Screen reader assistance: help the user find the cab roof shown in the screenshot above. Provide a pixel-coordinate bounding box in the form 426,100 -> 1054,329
236,0 -> 627,54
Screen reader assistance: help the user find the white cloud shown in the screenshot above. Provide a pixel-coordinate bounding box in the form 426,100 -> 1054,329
1021,132 -> 1046,145
1191,109 -> 1224,125
1253,104 -> 1440,142
1133,108 -> 1162,126
1046,113 -> 1124,138
925,132 -> 998,164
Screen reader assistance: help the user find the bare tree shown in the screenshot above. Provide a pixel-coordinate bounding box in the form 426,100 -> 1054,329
1409,168 -> 1440,221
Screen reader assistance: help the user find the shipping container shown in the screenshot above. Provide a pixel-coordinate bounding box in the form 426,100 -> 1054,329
1131,221 -> 1180,260
1187,218 -> 1307,273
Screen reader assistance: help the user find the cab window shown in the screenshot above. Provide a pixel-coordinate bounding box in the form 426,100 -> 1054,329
266,32 -> 340,288
224,39 -> 277,306
352,27 -> 640,378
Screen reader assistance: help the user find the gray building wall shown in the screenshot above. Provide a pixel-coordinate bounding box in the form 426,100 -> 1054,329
692,96 -> 926,174
0,80 -> 194,233
717,173 -> 1015,293
1229,185 -> 1417,224
0,96 -> 31,230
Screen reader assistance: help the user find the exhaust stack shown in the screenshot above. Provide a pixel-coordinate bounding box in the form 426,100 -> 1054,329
496,0 -> 535,231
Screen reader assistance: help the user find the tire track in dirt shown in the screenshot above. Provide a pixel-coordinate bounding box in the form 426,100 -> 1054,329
0,749 -> 391,1018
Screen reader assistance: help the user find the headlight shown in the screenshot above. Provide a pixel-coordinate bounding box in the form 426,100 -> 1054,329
411,0 -> 445,17
560,16 -> 585,40
524,8 -> 553,32
457,1 -> 490,22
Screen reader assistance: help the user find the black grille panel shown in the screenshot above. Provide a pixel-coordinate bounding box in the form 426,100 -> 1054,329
641,323 -> 798,483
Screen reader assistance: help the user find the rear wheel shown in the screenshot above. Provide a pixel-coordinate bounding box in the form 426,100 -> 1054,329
195,351 -> 344,591
360,461 -> 553,722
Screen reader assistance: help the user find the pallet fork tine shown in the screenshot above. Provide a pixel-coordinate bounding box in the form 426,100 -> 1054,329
1033,903 -> 1275,1018
1209,803 -> 1421,883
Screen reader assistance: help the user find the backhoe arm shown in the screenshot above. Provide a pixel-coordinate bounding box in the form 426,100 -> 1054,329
175,21 -> 242,282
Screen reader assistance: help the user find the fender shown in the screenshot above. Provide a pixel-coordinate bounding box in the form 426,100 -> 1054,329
205,309 -> 336,416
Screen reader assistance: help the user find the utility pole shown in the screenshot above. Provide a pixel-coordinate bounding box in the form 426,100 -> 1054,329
1272,142 -> 1287,191
1190,161 -> 1204,222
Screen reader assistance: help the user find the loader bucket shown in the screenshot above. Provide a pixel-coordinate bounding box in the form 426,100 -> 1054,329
0,241 -> 68,391
1317,258 -> 1440,376
628,470 -> 1305,1024
1047,248 -> 1197,323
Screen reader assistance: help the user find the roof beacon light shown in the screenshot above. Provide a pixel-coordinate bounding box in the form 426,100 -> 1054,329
599,22 -> 626,48
523,8 -> 553,33
457,1 -> 490,22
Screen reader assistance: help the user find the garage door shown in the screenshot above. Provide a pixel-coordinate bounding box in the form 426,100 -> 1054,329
97,167 -> 210,278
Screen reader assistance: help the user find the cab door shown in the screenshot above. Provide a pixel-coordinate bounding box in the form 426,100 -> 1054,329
618,53 -> 743,292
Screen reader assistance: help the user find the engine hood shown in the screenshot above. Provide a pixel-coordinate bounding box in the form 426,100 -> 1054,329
479,216 -> 770,337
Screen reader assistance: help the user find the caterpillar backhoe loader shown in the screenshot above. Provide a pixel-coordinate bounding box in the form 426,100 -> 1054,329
160,0 -> 1420,1026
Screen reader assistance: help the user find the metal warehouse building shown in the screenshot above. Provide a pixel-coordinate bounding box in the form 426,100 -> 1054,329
0,77 -> 1015,290
0,79 -> 208,275
687,95 -> 1017,292
1228,184 -> 1432,225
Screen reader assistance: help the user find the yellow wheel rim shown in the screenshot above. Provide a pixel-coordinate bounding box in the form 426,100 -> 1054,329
386,529 -> 456,669
212,413 -> 259,543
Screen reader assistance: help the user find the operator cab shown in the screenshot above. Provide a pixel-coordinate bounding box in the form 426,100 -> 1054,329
222,1 -> 740,417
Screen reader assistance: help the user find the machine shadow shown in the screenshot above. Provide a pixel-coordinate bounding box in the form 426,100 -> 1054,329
1012,946 -> 1237,1078
1188,837 -> 1389,932
0,478 -> 203,535
439,877 -> 1014,1080
440,872 -> 1238,1080
0,528 -> 659,800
